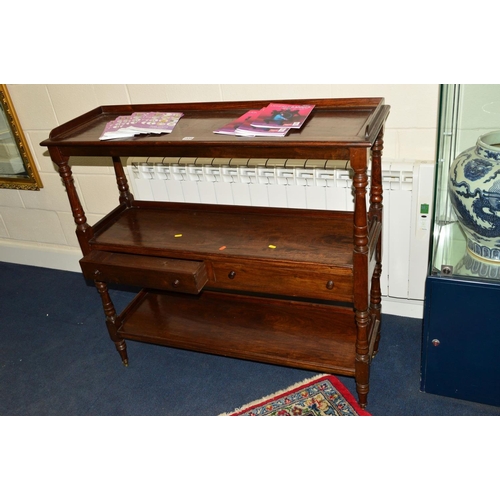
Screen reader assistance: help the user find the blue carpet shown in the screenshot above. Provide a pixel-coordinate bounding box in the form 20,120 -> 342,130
1,261 -> 499,416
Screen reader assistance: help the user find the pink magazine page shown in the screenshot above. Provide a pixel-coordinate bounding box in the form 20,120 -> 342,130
214,109 -> 260,135
251,103 -> 315,129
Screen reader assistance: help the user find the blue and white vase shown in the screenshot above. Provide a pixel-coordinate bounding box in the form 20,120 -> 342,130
449,130 -> 500,263
455,251 -> 500,279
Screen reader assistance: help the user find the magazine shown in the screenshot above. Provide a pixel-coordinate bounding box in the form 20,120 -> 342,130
213,110 -> 258,135
236,112 -> 290,137
100,112 -> 183,140
100,115 -> 142,140
214,109 -> 290,137
250,103 -> 315,129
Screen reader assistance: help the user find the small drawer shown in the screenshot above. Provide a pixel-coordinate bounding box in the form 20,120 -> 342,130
80,250 -> 207,294
210,261 -> 353,302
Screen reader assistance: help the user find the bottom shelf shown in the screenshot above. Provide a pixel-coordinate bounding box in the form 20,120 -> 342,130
117,289 -> 358,375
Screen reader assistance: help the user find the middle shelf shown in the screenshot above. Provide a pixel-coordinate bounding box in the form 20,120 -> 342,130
85,201 -> 377,303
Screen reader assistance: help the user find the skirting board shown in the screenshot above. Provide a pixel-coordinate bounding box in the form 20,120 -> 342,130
0,240 -> 424,319
0,239 -> 82,273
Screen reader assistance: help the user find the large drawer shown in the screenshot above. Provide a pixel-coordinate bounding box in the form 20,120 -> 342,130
210,261 -> 353,302
80,250 -> 207,294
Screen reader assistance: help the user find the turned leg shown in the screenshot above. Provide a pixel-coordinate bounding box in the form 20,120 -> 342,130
112,156 -> 134,206
370,223 -> 383,357
369,130 -> 385,355
355,309 -> 371,408
95,280 -> 129,366
371,259 -> 382,357
351,147 -> 372,408
50,150 -> 94,255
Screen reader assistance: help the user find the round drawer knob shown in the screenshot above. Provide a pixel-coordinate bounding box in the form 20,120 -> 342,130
326,280 -> 334,290
228,271 -> 236,279
172,279 -> 180,288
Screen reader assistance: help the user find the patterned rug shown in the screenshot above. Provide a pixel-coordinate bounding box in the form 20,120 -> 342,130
221,374 -> 371,416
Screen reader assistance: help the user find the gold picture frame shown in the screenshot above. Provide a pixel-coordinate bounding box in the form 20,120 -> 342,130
0,84 -> 43,190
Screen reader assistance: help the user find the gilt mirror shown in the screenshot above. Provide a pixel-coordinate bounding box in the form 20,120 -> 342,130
0,84 -> 43,190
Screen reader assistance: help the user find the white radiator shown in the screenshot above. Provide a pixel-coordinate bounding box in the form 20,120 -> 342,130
126,157 -> 435,301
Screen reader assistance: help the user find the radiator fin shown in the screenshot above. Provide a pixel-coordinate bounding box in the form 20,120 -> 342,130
125,157 -> 434,301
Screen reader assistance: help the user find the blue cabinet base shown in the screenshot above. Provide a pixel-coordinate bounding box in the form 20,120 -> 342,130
421,275 -> 500,407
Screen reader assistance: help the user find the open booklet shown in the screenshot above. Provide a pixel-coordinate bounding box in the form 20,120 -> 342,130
100,112 -> 184,140
213,103 -> 315,137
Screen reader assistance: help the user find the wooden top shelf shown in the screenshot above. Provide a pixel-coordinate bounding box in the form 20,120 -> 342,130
40,97 -> 390,160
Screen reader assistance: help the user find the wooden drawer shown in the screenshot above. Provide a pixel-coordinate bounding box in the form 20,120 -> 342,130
210,261 -> 353,302
80,250 -> 207,294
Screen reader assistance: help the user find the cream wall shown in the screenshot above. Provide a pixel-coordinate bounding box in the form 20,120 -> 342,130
0,84 -> 440,274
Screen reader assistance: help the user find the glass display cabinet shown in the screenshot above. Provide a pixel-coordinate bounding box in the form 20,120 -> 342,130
421,84 -> 500,407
